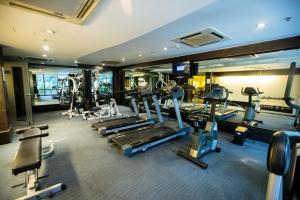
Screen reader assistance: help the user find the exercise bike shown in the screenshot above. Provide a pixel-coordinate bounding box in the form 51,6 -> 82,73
177,86 -> 228,169
241,87 -> 264,126
266,62 -> 300,200
233,87 -> 264,145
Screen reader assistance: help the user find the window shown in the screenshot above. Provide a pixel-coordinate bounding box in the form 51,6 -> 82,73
98,71 -> 113,94
36,74 -> 45,95
35,74 -> 69,96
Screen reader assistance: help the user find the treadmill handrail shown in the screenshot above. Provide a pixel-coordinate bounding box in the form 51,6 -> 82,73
197,86 -> 229,102
284,62 -> 300,110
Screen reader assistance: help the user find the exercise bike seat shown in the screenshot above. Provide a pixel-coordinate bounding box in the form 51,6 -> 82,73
242,87 -> 264,96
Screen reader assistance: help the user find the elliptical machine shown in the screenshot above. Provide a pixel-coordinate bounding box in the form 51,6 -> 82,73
241,87 -> 264,126
266,62 -> 300,200
177,86 -> 229,169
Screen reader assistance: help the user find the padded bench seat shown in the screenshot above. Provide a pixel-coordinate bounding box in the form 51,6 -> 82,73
22,128 -> 42,140
12,137 -> 41,175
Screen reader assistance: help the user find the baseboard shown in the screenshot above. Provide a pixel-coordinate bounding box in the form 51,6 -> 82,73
0,125 -> 13,145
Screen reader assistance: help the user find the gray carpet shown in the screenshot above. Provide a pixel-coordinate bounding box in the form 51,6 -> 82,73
0,106 -> 268,200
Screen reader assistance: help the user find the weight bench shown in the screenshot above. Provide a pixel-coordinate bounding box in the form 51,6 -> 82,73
15,124 -> 54,159
12,125 -> 65,200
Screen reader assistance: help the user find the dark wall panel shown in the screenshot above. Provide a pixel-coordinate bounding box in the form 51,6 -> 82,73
113,69 -> 125,104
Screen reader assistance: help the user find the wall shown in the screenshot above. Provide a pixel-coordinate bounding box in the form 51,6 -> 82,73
0,46 -> 12,144
214,72 -> 300,107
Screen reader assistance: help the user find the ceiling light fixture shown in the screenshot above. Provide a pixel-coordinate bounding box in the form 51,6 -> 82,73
284,17 -> 292,22
42,54 -> 47,57
46,29 -> 55,34
163,47 -> 168,51
122,58 -> 126,62
256,22 -> 266,29
102,63 -> 106,66
138,54 -> 142,57
43,45 -> 49,51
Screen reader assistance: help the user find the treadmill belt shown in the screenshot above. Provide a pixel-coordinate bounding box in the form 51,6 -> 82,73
112,126 -> 175,147
182,105 -> 205,111
93,116 -> 141,128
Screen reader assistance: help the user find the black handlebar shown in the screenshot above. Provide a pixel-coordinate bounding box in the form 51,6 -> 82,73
284,62 -> 299,110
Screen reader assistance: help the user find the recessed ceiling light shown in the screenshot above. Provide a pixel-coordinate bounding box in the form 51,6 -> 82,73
42,54 -> 47,57
122,58 -> 126,62
163,47 -> 168,51
138,54 -> 142,57
46,29 -> 55,34
43,45 -> 49,51
102,63 -> 106,66
256,23 -> 266,29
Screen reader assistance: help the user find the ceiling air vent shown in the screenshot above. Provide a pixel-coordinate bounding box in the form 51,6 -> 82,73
0,0 -> 101,25
4,56 -> 53,63
172,27 -> 230,48
102,60 -> 123,66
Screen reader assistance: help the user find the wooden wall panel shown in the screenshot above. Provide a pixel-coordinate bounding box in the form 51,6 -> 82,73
0,46 -> 12,144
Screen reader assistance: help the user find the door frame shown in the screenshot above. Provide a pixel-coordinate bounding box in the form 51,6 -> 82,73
4,62 -> 33,125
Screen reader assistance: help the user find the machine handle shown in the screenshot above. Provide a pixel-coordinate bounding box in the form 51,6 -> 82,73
241,87 -> 246,96
284,62 -> 300,110
257,88 -> 264,95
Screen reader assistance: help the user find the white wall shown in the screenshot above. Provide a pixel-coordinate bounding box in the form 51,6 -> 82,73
214,74 -> 300,107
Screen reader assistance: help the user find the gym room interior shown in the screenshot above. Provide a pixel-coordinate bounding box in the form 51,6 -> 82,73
0,1 -> 300,200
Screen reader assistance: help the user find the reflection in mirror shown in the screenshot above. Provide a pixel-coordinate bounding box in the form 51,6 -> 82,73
29,67 -> 81,106
195,48 -> 300,131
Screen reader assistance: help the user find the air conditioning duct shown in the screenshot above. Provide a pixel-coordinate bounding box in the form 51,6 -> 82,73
0,0 -> 101,25
172,27 -> 230,48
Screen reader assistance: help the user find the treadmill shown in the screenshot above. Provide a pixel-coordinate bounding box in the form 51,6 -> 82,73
201,87 -> 237,120
108,84 -> 192,156
92,89 -> 157,136
214,89 -> 238,120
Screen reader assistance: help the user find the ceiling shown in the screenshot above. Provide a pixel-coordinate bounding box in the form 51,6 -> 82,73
1,0 -> 300,67
79,0 -> 300,67
0,0 -> 214,66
